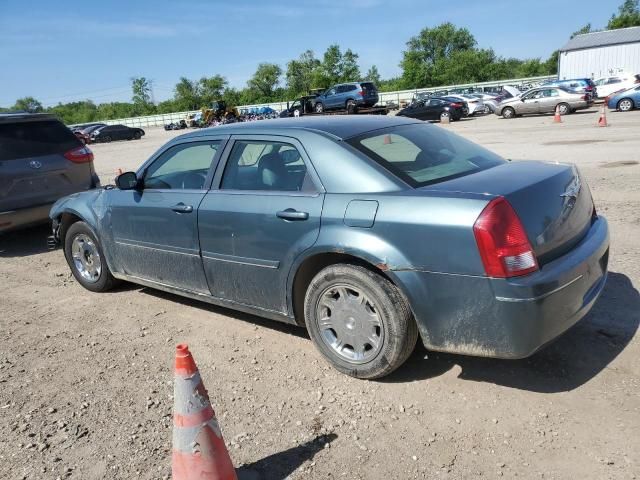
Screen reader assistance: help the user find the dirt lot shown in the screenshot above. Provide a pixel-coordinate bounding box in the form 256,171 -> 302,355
1,110 -> 639,480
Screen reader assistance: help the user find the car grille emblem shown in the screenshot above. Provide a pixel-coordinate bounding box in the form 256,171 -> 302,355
29,160 -> 42,169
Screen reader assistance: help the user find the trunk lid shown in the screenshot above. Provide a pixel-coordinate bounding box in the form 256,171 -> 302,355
424,161 -> 594,264
0,118 -> 90,212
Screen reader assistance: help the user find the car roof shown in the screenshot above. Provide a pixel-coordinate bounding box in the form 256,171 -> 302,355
177,115 -> 422,141
0,113 -> 60,124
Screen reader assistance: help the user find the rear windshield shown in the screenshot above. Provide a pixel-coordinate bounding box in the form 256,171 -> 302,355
346,124 -> 505,187
0,120 -> 81,161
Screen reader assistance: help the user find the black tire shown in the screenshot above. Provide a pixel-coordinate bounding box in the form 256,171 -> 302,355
304,264 -> 418,379
315,102 -> 324,113
618,98 -> 634,112
103,135 -> 112,143
134,131 -> 142,139
346,100 -> 357,114
502,107 -> 515,119
64,221 -> 119,293
557,103 -> 571,115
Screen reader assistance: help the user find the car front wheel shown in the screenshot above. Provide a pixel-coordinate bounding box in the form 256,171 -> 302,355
502,107 -> 515,119
64,221 -> 119,293
315,102 -> 324,113
304,264 -> 418,379
618,98 -> 634,112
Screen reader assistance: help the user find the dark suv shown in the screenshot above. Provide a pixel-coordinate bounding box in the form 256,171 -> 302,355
0,113 -> 99,233
542,78 -> 597,98
313,82 -> 379,113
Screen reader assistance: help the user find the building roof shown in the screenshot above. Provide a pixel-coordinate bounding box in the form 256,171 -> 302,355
560,26 -> 640,52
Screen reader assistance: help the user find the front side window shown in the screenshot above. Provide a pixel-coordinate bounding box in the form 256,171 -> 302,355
347,124 -> 505,187
143,141 -> 220,190
220,140 -> 313,192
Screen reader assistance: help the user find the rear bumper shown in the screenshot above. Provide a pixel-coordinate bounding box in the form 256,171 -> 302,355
0,204 -> 52,233
394,216 -> 610,359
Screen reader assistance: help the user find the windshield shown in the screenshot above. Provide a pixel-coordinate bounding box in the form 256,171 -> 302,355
346,123 -> 505,187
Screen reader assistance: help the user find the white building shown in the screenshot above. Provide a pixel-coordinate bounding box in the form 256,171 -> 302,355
559,26 -> 640,79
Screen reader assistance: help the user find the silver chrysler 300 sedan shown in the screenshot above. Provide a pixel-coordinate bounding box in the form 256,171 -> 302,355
49,116 -> 609,379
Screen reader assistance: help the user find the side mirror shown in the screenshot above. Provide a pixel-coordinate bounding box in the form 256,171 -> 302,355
115,171 -> 139,190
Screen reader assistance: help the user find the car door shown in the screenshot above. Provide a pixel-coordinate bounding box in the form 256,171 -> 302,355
424,99 -> 445,120
518,91 -> 541,114
537,88 -> 559,113
108,137 -> 227,293
324,88 -> 338,109
197,136 -> 324,313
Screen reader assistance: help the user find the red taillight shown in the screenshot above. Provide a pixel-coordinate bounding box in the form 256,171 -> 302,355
64,145 -> 94,164
358,90 -> 365,96
473,197 -> 538,278
450,102 -> 462,107
585,86 -> 593,91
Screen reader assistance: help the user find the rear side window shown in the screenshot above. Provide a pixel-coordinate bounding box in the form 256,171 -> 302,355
0,120 -> 81,161
347,124 -> 505,187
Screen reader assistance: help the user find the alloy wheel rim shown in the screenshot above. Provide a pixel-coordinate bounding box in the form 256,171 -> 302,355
71,234 -> 101,283
620,100 -> 632,111
559,104 -> 569,114
315,284 -> 384,364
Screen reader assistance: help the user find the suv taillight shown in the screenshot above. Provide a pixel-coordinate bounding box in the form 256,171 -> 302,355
358,90 -> 365,96
64,145 -> 94,164
473,197 -> 538,278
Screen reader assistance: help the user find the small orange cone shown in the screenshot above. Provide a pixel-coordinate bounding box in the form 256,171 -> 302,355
383,134 -> 392,144
553,105 -> 562,123
172,344 -> 237,480
598,105 -> 608,127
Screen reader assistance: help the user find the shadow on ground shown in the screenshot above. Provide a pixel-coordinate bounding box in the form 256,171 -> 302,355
0,224 -> 51,258
142,288 -> 310,340
237,434 -> 337,480
384,272 -> 639,392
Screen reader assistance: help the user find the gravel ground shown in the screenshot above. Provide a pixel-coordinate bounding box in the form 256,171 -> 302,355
1,109 -> 639,480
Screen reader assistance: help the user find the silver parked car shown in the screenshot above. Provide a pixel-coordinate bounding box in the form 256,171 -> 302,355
496,87 -> 593,119
0,113 -> 99,233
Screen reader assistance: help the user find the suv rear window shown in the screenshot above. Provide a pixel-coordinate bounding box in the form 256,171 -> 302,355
347,124 -> 505,187
0,120 -> 82,161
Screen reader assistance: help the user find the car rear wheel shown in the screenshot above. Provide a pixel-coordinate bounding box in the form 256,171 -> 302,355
64,221 -> 119,293
502,107 -> 515,119
618,98 -> 634,112
557,103 -> 571,115
103,135 -> 112,143
346,100 -> 357,114
304,264 -> 418,379
315,102 -> 324,113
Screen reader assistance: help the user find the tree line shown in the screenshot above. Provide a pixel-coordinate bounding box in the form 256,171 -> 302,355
3,1 -> 638,124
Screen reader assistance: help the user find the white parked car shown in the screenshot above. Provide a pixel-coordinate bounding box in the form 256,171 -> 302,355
446,94 -> 486,115
593,74 -> 640,99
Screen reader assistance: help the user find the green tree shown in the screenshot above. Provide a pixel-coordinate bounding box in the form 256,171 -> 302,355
544,50 -> 559,75
13,97 -> 43,113
400,22 -> 476,88
173,77 -> 201,110
286,50 -> 321,97
131,77 -> 154,114
608,0 -> 640,28
247,63 -> 282,102
198,75 -> 228,106
571,23 -> 593,39
340,49 -> 361,82
365,65 -> 381,85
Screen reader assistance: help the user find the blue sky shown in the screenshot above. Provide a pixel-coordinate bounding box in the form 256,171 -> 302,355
0,0 -> 618,106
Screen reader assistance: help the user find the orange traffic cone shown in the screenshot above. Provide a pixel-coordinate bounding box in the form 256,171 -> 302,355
172,344 -> 237,480
553,105 -> 562,123
598,105 -> 608,127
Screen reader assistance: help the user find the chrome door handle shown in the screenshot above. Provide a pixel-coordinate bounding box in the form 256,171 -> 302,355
276,209 -> 309,221
171,203 -> 193,213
